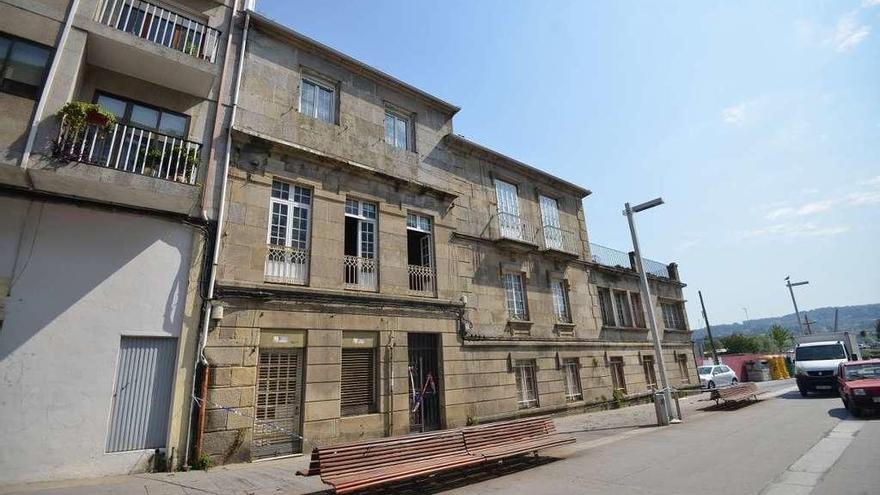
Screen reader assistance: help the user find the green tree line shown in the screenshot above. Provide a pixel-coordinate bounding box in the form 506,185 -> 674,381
716,325 -> 794,354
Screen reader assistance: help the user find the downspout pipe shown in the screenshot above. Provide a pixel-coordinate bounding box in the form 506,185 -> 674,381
19,0 -> 80,168
184,3 -> 252,469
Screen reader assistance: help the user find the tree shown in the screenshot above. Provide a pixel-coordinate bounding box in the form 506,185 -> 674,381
875,319 -> 880,341
768,325 -> 793,353
718,333 -> 761,354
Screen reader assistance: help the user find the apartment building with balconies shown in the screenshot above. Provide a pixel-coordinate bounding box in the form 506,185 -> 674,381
196,9 -> 698,466
0,0 -> 234,483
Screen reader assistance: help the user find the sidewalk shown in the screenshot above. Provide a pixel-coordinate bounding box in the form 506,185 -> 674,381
0,380 -> 795,495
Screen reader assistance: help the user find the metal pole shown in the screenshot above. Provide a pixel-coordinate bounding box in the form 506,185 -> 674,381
624,202 -> 675,424
786,279 -> 805,335
699,291 -> 719,365
833,308 -> 839,333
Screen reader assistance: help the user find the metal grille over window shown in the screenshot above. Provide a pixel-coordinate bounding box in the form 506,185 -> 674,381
503,273 -> 528,321
406,213 -> 435,295
494,179 -> 531,242
341,332 -> 378,417
254,348 -> 303,459
552,279 -> 572,324
562,358 -> 583,402
265,180 -> 311,285
514,360 -> 539,409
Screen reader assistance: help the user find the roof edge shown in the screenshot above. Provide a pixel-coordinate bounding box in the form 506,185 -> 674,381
247,10 -> 461,115
445,134 -> 592,198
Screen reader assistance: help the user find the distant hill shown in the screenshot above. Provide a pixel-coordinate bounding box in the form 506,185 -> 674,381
692,303 -> 880,340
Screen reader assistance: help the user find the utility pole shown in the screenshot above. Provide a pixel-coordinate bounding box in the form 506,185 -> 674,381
624,198 -> 677,425
833,308 -> 839,333
699,291 -> 719,365
742,307 -> 750,323
785,276 -> 809,335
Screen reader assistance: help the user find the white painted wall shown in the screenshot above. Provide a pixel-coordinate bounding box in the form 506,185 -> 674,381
0,196 -> 194,484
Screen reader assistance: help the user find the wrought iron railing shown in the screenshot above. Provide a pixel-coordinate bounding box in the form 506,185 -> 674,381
494,212 -> 537,244
589,243 -> 672,279
98,0 -> 222,63
54,118 -> 200,185
408,264 -> 436,295
264,245 -> 309,285
540,225 -> 581,255
343,255 -> 378,291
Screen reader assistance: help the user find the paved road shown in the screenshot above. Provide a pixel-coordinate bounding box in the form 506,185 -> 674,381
440,386 -> 879,495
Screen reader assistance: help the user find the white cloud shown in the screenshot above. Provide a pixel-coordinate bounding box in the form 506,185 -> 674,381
862,0 -> 880,8
831,12 -> 870,53
765,200 -> 834,220
721,103 -> 747,126
847,190 -> 880,205
740,223 -> 850,240
763,176 -> 880,219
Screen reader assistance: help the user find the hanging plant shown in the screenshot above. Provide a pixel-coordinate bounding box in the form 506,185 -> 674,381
57,101 -> 117,133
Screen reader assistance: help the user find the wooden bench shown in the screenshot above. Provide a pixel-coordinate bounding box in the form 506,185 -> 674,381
297,416 -> 574,493
711,382 -> 759,405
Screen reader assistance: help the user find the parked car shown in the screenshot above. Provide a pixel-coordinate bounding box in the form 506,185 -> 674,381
698,364 -> 738,388
837,359 -> 880,417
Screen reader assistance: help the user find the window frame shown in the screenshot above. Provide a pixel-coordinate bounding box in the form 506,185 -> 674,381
344,198 -> 378,259
384,108 -> 413,151
266,180 -> 312,250
629,292 -> 646,328
597,287 -> 616,327
0,33 -> 53,100
661,301 -> 687,330
613,290 -> 633,327
561,358 -> 583,402
513,359 -> 539,409
94,91 -> 191,138
340,333 -> 378,416
551,278 -> 572,324
298,77 -> 336,124
609,356 -> 627,394
677,354 -> 690,384
642,355 -> 657,389
503,272 -> 529,321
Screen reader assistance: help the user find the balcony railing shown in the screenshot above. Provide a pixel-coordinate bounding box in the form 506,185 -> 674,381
408,264 -> 436,295
343,255 -> 378,291
487,211 -> 537,245
589,243 -> 673,279
54,118 -> 200,185
540,225 -> 581,256
98,0 -> 221,63
641,258 -> 670,279
265,245 -> 309,285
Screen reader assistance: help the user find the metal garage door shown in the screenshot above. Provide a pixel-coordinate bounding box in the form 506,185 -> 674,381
106,336 -> 177,452
253,348 -> 304,459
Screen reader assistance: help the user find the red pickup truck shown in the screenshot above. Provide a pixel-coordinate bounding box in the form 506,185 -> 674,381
837,359 -> 880,417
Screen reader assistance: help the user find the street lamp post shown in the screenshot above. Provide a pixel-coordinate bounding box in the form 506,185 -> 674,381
785,276 -> 809,335
624,198 -> 677,425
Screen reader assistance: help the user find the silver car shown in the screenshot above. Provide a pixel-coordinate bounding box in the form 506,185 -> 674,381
699,364 -> 738,388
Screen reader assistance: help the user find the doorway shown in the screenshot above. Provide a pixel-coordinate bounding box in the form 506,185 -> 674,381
408,333 -> 442,432
253,347 -> 304,459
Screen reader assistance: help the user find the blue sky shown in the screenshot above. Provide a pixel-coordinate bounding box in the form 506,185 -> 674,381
256,1 -> 880,326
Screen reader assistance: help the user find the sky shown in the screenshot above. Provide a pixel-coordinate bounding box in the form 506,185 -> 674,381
255,0 -> 880,326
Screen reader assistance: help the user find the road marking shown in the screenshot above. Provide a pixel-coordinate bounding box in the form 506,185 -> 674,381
760,418 -> 866,495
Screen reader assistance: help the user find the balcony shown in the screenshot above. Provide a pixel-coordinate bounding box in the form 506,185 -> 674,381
408,264 -> 436,296
589,243 -> 676,280
484,212 -> 538,252
265,245 -> 309,285
54,118 -> 200,185
539,225 -> 581,260
343,255 -> 378,291
98,0 -> 221,62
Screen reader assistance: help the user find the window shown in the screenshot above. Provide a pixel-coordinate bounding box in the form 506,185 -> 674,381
539,195 -> 563,250
551,279 -> 572,324
597,287 -> 615,326
513,360 -> 539,409
406,213 -> 435,294
0,34 -> 51,99
561,358 -> 582,402
661,302 -> 687,330
609,356 -> 626,394
614,291 -> 633,327
494,179 -> 523,240
630,293 -> 646,328
677,354 -> 690,383
344,199 -> 378,290
96,93 -> 189,137
341,332 -> 377,416
642,355 -> 657,389
265,180 -> 311,284
299,78 -> 334,124
503,272 -> 528,321
384,110 -> 411,150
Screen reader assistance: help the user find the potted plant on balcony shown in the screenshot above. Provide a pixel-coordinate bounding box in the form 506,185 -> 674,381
57,101 -> 117,133
170,144 -> 200,183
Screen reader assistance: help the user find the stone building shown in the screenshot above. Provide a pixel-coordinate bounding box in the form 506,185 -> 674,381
0,0 -> 234,483
198,9 -> 697,464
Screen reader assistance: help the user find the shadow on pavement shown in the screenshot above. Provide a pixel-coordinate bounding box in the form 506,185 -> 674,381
777,391 -> 837,400
301,455 -> 562,495
557,423 -> 655,435
696,399 -> 762,412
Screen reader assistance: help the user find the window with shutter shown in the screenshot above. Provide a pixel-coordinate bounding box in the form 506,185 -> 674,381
341,348 -> 376,416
